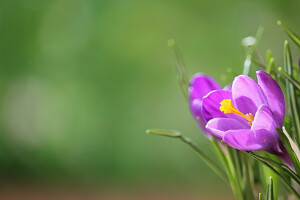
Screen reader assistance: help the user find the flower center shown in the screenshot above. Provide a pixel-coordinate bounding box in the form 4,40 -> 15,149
219,99 -> 254,126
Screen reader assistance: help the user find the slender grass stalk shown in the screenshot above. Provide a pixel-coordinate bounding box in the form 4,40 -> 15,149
278,20 -> 300,48
248,152 -> 300,185
265,177 -> 274,200
167,39 -> 189,99
211,138 -> 243,199
284,41 -> 300,138
243,154 -> 254,199
227,147 -> 244,200
278,67 -> 300,91
248,152 -> 300,198
146,129 -> 229,184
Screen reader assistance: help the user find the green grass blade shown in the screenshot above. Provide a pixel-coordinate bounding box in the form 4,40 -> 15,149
278,67 -> 300,90
243,154 -> 254,200
259,193 -> 262,200
249,152 -> 300,198
211,138 -> 243,200
146,129 -> 229,184
284,41 -> 300,138
167,39 -> 189,99
266,50 -> 275,75
265,177 -> 274,200
277,128 -> 300,174
278,20 -> 300,48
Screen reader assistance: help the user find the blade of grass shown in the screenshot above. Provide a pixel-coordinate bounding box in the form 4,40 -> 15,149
277,128 -> 300,174
278,20 -> 300,48
242,26 -> 264,75
248,151 -> 300,185
243,153 -> 254,200
146,129 -> 228,184
167,39 -> 189,99
284,41 -> 300,138
248,152 -> 300,198
259,193 -> 262,200
266,50 -> 275,75
278,67 -> 300,90
211,138 -> 243,200
227,147 -> 244,200
265,177 -> 274,200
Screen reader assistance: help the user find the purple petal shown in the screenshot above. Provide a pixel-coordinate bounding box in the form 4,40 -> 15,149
223,129 -> 276,151
190,99 -> 212,138
189,73 -> 221,102
256,71 -> 285,127
251,104 -> 278,134
206,118 -> 249,138
202,90 -> 248,126
232,75 -> 268,115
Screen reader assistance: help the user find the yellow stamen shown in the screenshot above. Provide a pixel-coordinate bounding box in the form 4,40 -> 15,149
220,99 -> 254,125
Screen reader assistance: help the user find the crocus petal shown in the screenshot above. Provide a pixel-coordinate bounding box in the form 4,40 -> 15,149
256,71 -> 285,127
251,104 -> 278,134
202,90 -> 248,126
232,75 -> 268,115
190,99 -> 212,138
223,129 -> 276,151
189,73 -> 221,102
206,118 -> 249,138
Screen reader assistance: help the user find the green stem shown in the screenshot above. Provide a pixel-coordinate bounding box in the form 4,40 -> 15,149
248,152 -> 300,185
178,135 -> 228,184
284,41 -> 300,138
227,147 -> 244,200
278,67 -> 300,91
211,138 -> 242,199
243,154 -> 254,200
278,20 -> 300,48
249,152 -> 300,198
167,39 -> 189,99
147,129 -> 229,184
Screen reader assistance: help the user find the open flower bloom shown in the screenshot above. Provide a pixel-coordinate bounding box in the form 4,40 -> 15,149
190,70 -> 292,167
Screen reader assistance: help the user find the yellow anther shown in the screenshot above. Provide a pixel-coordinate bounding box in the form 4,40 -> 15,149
220,99 -> 254,125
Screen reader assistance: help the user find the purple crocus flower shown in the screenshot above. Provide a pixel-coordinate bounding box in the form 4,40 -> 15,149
189,70 -> 292,167
189,73 -> 222,139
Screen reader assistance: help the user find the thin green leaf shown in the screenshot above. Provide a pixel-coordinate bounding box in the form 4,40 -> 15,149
243,154 -> 253,200
278,20 -> 300,48
259,152 -> 281,199
249,151 -> 300,185
249,152 -> 300,198
147,129 -> 229,184
242,26 -> 264,75
259,193 -> 262,200
167,39 -> 189,99
265,177 -> 274,200
277,128 -> 300,174
227,147 -> 244,200
266,50 -> 275,74
146,129 -> 181,137
211,138 -> 243,200
284,41 -> 300,138
278,67 -> 300,90
283,127 -> 300,163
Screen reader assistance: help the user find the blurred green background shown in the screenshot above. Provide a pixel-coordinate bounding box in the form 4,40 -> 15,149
0,0 -> 300,198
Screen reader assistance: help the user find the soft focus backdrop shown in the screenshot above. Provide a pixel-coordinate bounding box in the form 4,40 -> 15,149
0,0 -> 300,199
